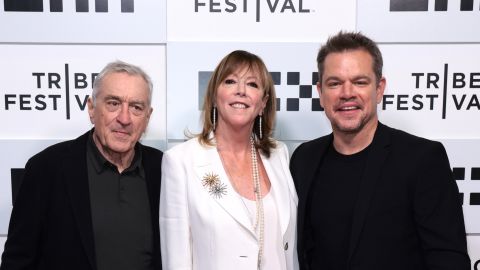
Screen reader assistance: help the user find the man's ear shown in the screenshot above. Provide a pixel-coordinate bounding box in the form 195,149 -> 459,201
87,97 -> 95,124
376,77 -> 386,104
146,107 -> 153,122
317,82 -> 324,108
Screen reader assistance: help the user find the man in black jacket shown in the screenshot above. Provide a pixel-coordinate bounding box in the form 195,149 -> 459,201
1,61 -> 163,270
290,31 -> 470,270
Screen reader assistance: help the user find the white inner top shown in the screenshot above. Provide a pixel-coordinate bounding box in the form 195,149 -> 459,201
241,191 -> 286,270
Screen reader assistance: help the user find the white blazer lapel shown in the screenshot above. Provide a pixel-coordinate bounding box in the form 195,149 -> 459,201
261,150 -> 291,236
193,144 -> 256,236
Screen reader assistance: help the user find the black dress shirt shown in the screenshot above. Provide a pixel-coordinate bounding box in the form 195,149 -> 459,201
87,133 -> 154,270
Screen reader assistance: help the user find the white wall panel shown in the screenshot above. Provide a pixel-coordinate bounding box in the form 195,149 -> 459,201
357,0 -> 480,42
0,0 -> 166,43
167,0 -> 355,41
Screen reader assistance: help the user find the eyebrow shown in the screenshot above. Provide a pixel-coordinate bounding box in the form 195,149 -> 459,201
103,95 -> 122,101
228,72 -> 259,80
103,95 -> 147,105
352,75 -> 371,81
324,75 -> 372,82
243,74 -> 259,79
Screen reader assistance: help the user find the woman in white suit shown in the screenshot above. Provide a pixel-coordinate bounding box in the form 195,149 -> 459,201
160,50 -> 298,270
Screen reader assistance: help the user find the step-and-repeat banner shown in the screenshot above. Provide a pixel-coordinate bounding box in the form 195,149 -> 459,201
1,0 -> 479,267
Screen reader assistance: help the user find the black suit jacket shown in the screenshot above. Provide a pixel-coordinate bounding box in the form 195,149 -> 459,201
290,122 -> 470,270
0,131 -> 163,270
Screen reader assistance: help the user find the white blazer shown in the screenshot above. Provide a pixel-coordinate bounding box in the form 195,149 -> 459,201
160,137 -> 299,270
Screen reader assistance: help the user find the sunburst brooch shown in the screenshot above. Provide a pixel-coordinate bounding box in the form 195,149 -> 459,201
202,172 -> 220,187
202,172 -> 227,198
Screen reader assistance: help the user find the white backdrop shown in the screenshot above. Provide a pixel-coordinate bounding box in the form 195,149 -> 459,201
0,0 -> 479,268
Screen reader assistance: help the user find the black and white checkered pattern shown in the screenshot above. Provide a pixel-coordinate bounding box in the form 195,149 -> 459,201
453,167 -> 480,205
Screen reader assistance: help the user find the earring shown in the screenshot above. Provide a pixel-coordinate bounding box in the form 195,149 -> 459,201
259,114 -> 262,140
212,106 -> 217,131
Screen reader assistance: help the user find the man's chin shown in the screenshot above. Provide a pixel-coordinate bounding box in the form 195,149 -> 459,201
334,121 -> 363,134
105,142 -> 134,154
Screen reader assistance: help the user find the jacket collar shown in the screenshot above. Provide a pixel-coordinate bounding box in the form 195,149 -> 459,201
62,130 -> 97,270
297,122 -> 392,264
193,143 -> 256,236
192,139 -> 292,238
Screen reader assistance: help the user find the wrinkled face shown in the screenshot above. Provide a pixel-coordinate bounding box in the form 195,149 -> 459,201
215,66 -> 267,132
318,49 -> 385,135
88,72 -> 152,156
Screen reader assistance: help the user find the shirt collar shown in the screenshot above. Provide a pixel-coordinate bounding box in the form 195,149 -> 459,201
87,130 -> 143,176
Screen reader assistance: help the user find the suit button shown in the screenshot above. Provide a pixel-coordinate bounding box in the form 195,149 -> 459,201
284,242 -> 288,250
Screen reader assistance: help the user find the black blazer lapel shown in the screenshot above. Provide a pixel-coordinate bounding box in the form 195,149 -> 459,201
140,145 -> 163,270
141,145 -> 162,220
63,132 -> 97,270
297,135 -> 332,226
347,123 -> 391,262
294,134 -> 332,265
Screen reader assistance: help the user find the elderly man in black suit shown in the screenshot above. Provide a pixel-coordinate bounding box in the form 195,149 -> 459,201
1,61 -> 162,270
290,31 -> 470,270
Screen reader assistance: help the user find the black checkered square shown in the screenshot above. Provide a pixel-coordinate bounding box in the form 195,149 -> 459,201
312,72 -> 319,85
270,72 -> 281,85
452,167 -> 465,180
312,98 -> 323,111
471,167 -> 480,180
286,98 -> 299,111
300,85 -> 312,98
470,193 -> 480,205
287,72 -> 300,85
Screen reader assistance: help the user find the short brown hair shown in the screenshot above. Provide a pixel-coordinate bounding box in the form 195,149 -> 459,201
199,50 -> 277,157
317,31 -> 383,85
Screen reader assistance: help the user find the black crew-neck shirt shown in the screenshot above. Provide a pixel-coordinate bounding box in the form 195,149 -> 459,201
307,143 -> 370,270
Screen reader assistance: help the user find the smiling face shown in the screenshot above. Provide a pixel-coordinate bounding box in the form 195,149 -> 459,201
88,72 -> 152,159
215,66 -> 267,134
318,49 -> 385,136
